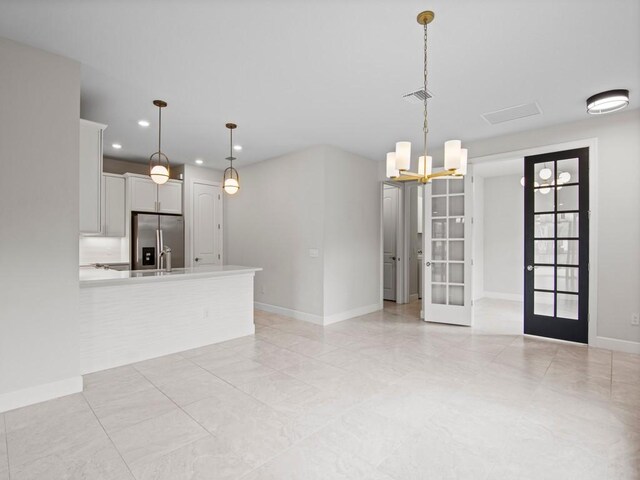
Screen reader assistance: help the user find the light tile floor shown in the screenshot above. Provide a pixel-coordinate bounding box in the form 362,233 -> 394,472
1,302 -> 639,479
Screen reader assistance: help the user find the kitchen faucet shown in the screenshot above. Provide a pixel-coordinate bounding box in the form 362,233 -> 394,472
159,246 -> 172,272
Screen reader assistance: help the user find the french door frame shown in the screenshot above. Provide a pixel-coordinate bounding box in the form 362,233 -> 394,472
524,147 -> 589,343
469,138 -> 599,346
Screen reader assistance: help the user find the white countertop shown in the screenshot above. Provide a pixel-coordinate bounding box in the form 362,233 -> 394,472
80,264 -> 261,287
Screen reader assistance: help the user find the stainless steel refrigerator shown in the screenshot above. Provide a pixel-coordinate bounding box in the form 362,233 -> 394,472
131,213 -> 184,270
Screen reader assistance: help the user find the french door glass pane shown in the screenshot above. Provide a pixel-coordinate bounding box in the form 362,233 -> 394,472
556,158 -> 579,184
557,240 -> 579,265
557,212 -> 579,238
449,179 -> 464,194
534,240 -> 554,264
432,284 -> 446,304
557,294 -> 579,319
432,241 -> 447,260
449,241 -> 464,261
535,188 -> 554,212
558,184 -> 579,211
449,263 -> 464,284
557,267 -> 579,292
432,262 -> 447,282
534,291 -> 554,316
534,214 -> 555,238
449,285 -> 464,306
432,219 -> 447,238
432,179 -> 447,195
449,196 -> 464,216
448,218 -> 464,238
534,266 -> 554,290
432,197 -> 447,217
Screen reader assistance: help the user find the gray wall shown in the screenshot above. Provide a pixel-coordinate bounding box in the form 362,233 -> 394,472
483,174 -> 524,298
0,37 -> 81,408
468,109 -> 640,343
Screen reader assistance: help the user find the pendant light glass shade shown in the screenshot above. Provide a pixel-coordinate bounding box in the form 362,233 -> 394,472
386,152 -> 399,178
417,155 -> 432,176
149,100 -> 170,185
444,140 -> 461,170
455,149 -> 468,176
395,142 -> 411,171
223,175 -> 239,195
539,167 -> 552,180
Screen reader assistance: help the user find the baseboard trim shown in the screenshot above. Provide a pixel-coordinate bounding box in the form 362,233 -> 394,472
595,336 -> 640,354
0,376 -> 83,413
409,294 -> 419,302
483,291 -> 524,302
323,303 -> 383,326
254,302 -> 383,326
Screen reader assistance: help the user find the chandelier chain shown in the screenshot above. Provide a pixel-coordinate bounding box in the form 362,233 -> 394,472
423,22 -> 429,160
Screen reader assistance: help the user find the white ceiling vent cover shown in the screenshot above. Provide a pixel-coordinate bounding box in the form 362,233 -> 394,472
402,88 -> 433,105
482,102 -> 542,125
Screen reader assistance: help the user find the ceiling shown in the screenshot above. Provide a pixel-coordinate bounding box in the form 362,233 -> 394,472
0,0 -> 637,172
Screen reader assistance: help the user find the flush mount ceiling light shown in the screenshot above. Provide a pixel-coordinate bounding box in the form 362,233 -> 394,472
195,159 -> 204,165
112,143 -> 122,149
223,123 -> 240,195
386,10 -> 468,184
138,120 -> 150,127
233,145 -> 242,151
149,100 -> 170,185
586,89 -> 629,114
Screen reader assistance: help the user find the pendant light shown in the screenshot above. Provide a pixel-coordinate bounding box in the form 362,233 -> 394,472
223,123 -> 240,195
386,11 -> 468,184
149,100 -> 170,185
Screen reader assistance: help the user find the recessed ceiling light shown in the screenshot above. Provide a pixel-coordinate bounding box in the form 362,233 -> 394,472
138,120 -> 150,127
233,145 -> 242,151
195,159 -> 204,165
112,143 -> 122,149
586,89 -> 629,114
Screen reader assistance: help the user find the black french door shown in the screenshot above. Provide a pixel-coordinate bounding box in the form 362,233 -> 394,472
524,148 -> 589,343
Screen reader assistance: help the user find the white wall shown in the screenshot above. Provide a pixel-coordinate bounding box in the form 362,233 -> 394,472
0,37 -> 81,411
483,174 -> 523,299
225,145 -> 381,323
79,237 -> 128,265
225,146 -> 326,318
468,109 -> 640,345
323,146 -> 381,318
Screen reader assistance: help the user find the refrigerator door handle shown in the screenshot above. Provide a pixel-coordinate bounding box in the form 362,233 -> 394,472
156,229 -> 161,269
159,229 -> 164,270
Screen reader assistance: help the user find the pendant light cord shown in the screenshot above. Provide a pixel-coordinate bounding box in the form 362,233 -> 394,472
229,127 -> 233,168
158,104 -> 162,154
422,22 -> 429,163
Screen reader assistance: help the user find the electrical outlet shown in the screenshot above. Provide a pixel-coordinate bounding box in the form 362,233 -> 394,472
632,313 -> 640,326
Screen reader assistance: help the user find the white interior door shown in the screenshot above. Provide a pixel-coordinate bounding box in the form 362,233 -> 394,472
423,174 -> 473,325
192,181 -> 222,265
383,185 -> 399,301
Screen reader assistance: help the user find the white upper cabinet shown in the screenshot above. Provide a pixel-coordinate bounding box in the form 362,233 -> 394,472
158,181 -> 183,214
102,174 -> 126,237
79,119 -> 107,234
127,174 -> 182,214
129,176 -> 158,212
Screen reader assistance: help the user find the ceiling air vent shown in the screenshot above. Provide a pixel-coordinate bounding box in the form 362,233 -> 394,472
402,88 -> 433,105
481,102 -> 542,125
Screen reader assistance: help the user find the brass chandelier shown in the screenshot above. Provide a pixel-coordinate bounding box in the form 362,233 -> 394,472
386,10 -> 467,183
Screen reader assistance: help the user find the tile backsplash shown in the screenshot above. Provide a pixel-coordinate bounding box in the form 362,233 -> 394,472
79,237 -> 128,265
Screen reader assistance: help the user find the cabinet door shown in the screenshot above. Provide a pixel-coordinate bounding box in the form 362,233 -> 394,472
158,181 -> 182,214
130,176 -> 158,212
79,120 -> 104,233
103,175 -> 126,237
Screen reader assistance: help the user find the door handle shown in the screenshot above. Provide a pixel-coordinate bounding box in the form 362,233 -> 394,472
195,257 -> 200,262
425,261 -> 431,267
391,256 -> 396,260
526,265 -> 534,271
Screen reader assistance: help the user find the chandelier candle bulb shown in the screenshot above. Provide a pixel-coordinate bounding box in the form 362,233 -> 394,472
444,140 -> 462,170
418,155 -> 432,176
455,149 -> 468,176
395,142 -> 411,171
387,152 -> 399,178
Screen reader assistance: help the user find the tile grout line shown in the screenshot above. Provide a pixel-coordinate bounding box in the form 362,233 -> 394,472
80,391 -> 137,480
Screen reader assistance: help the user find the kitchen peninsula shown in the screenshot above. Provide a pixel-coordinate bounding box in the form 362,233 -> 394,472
79,265 -> 261,374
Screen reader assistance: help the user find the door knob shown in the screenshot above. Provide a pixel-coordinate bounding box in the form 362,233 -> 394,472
391,256 -> 396,260
195,257 -> 200,262
526,265 -> 534,271
425,261 -> 431,267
